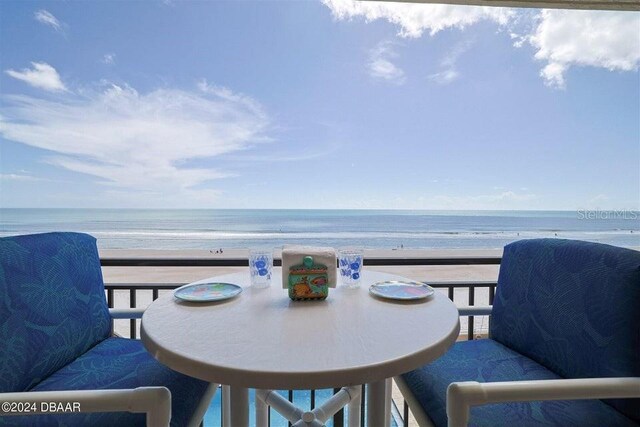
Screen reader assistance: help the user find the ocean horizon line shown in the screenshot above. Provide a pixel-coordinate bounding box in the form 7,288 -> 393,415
2,208 -> 637,250
2,208 -> 638,214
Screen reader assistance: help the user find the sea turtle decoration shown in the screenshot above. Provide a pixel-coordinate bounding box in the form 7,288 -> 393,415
288,256 -> 329,301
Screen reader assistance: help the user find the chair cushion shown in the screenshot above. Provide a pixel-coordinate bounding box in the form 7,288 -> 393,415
0,337 -> 210,427
490,239 -> 640,422
401,339 -> 638,427
0,232 -> 111,393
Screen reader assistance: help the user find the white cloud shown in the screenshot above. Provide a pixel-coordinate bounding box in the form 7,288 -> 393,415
0,173 -> 42,182
428,39 -> 474,84
34,9 -> 64,32
101,53 -> 116,65
0,81 -> 270,206
321,0 -> 514,37
5,62 -> 67,92
368,41 -> 406,84
529,10 -> 640,89
323,1 -> 639,89
197,80 -> 266,116
428,69 -> 459,85
510,31 -> 529,49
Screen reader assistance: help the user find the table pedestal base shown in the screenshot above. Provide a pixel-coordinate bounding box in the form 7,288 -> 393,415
256,386 -> 361,427
252,382 -> 390,427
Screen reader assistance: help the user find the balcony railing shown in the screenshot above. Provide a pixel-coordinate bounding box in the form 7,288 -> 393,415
101,255 -> 501,427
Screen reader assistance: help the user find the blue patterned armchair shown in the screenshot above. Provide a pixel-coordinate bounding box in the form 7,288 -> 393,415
0,232 -> 217,426
397,239 -> 640,427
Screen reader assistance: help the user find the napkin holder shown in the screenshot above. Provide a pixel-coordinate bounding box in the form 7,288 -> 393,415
282,246 -> 336,301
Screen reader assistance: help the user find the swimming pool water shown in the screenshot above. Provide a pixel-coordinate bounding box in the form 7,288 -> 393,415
203,388 -> 398,426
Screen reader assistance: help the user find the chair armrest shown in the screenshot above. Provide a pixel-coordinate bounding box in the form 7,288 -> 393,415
109,308 -> 146,319
0,387 -> 171,427
457,306 -> 493,316
446,377 -> 640,427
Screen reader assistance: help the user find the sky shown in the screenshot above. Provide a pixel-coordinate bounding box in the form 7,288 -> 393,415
0,0 -> 638,210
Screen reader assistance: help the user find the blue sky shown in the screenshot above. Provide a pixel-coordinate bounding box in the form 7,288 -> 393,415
0,1 -> 638,210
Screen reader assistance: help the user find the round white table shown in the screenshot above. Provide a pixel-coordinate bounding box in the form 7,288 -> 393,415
141,269 -> 460,427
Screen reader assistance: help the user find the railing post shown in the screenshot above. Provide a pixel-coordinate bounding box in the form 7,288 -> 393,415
468,287 -> 475,340
107,288 -> 114,333
130,288 -> 136,339
403,401 -> 409,427
360,382 -> 366,427
333,387 -> 344,427
288,390 -> 294,427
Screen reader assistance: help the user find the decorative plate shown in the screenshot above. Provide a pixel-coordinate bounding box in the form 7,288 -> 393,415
369,281 -> 435,301
174,282 -> 242,302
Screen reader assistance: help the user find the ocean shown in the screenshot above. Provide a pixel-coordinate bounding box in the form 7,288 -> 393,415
0,209 -> 638,250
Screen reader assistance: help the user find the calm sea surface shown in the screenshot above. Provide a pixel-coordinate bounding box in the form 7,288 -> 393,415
0,209 -> 638,250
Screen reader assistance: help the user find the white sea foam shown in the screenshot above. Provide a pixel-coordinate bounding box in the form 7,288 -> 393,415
1,209 -> 637,249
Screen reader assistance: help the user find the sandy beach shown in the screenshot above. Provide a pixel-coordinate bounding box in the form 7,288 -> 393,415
101,247 -> 502,283
101,248 -> 502,339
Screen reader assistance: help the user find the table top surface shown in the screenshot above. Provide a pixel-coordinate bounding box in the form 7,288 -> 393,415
141,269 -> 460,389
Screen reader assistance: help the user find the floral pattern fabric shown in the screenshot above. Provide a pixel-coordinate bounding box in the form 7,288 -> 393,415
401,339 -> 638,427
491,238 -> 640,422
0,232 -> 111,393
0,337 -> 210,427
402,239 -> 640,426
0,233 -> 211,426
